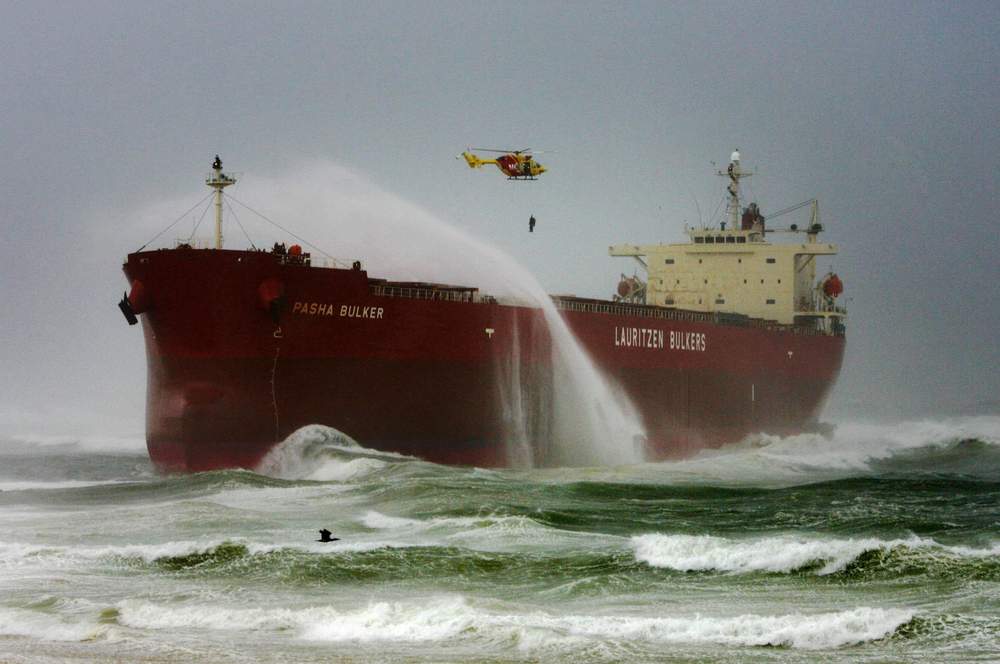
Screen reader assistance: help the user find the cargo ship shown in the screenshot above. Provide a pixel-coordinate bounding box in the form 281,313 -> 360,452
120,152 -> 846,472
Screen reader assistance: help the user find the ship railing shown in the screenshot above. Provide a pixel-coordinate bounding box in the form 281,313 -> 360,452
367,284 -> 830,334
553,296 -> 828,336
313,257 -> 359,269
551,297 -> 715,324
748,318 -> 825,335
175,237 -> 213,249
797,296 -> 848,316
369,284 -> 479,303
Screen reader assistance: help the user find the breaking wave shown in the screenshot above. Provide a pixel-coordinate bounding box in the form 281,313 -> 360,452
111,596 -> 914,650
0,605 -> 113,642
255,425 -> 414,481
0,538 -> 422,570
632,533 -> 1000,577
618,415 -> 1000,487
773,416 -> 1000,474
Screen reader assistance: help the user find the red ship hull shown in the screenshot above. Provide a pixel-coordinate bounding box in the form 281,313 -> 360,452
123,249 -> 844,472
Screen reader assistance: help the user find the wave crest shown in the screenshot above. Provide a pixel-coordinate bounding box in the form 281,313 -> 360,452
631,415 -> 1000,486
632,533 -> 1000,577
114,596 -> 913,650
255,425 -> 409,481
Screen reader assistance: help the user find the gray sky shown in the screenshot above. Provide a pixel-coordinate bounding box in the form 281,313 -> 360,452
1,1 -> 997,438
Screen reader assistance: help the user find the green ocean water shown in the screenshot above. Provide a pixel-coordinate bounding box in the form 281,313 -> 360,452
0,417 -> 998,663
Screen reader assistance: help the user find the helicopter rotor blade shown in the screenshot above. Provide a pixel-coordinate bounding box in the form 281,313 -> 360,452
471,148 -> 538,155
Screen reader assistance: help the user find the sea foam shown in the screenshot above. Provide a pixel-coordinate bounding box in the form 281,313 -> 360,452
0,606 -> 111,642
613,414 -> 1000,487
114,596 -> 914,650
255,425 -> 408,481
0,538 -> 417,570
358,510 -> 601,553
631,533 -> 1000,574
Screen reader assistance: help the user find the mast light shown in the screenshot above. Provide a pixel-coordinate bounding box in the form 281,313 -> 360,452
206,155 -> 237,250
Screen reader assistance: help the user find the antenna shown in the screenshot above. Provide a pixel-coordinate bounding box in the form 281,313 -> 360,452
687,186 -> 703,228
716,148 -> 751,231
206,155 -> 237,249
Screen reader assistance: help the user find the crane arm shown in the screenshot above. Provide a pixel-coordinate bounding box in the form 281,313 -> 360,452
766,198 -> 817,220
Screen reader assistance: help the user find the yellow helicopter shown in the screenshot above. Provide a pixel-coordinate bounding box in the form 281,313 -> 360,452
458,148 -> 547,180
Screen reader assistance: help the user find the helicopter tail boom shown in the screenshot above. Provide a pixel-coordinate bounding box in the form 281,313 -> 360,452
461,151 -> 497,169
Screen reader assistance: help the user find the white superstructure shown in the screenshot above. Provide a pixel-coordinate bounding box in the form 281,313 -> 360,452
610,151 -> 846,331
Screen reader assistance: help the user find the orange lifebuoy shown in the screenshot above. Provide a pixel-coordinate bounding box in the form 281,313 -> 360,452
822,274 -> 843,298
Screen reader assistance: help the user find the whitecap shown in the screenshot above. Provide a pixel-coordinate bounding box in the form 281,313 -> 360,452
631,533 -> 1000,574
0,606 -> 110,642
255,425 -> 406,481
114,596 -> 914,650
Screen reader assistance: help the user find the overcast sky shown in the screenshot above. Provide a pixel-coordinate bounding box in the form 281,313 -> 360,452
1,1 -> 997,438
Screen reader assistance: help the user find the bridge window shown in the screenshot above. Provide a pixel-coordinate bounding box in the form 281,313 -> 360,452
715,298 -> 725,304
726,236 -> 736,243
694,237 -> 704,244
737,237 -> 746,243
766,299 -> 776,304
665,258 -> 674,264
705,237 -> 715,244
766,258 -> 776,264
664,298 -> 674,305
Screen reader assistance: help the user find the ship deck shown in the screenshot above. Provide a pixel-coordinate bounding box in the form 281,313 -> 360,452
363,275 -> 841,338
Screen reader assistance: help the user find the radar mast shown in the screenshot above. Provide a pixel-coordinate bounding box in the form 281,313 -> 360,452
717,149 -> 751,230
206,155 -> 236,249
